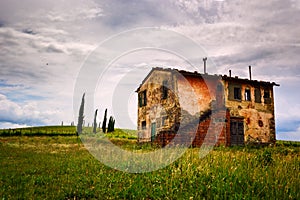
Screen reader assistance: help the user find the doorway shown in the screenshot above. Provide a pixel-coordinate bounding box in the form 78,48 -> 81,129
230,118 -> 244,145
151,122 -> 156,142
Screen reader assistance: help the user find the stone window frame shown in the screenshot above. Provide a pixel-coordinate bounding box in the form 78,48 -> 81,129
161,116 -> 168,127
138,90 -> 147,107
228,83 -> 242,101
233,87 -> 241,100
161,80 -> 168,100
141,121 -> 146,130
264,88 -> 271,104
254,87 -> 261,103
244,88 -> 251,101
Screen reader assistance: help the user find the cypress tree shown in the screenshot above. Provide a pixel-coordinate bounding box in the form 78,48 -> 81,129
93,109 -> 98,133
102,109 -> 107,133
107,116 -> 115,133
107,116 -> 112,132
112,118 -> 115,132
77,93 -> 85,135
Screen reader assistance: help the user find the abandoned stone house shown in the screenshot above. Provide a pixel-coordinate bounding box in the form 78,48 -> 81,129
136,66 -> 279,146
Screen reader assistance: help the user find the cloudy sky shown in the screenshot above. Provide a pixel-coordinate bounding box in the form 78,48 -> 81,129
0,0 -> 299,141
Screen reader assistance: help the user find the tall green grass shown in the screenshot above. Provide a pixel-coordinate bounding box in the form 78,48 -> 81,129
0,136 -> 299,199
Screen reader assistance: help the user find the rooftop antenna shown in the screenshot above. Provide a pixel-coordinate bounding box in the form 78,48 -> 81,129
203,57 -> 207,74
249,65 -> 252,80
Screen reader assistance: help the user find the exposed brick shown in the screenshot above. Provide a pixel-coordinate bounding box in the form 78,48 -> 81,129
137,68 -> 278,147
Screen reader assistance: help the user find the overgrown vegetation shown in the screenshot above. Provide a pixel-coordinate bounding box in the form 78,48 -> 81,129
0,130 -> 299,199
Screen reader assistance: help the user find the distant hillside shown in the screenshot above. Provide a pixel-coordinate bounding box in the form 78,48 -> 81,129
0,126 -> 138,138
0,126 -> 76,136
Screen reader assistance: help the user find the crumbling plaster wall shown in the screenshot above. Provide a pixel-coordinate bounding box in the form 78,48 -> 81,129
137,70 -> 180,142
224,81 -> 276,143
177,74 -> 220,116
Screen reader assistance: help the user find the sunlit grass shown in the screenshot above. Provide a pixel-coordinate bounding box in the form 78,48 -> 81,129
1,135 -> 299,199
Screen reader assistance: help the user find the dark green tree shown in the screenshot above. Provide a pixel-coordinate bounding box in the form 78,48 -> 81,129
107,116 -> 115,133
113,118 -> 115,131
93,109 -> 98,133
77,93 -> 85,135
107,116 -> 112,133
102,109 -> 107,133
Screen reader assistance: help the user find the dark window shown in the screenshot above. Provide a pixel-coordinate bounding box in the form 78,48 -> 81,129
139,90 -> 147,107
162,116 -> 167,126
234,87 -> 241,100
162,80 -> 168,99
264,89 -> 271,104
264,90 -> 270,98
254,87 -> 261,103
245,89 -> 251,101
141,121 -> 146,130
228,84 -> 241,101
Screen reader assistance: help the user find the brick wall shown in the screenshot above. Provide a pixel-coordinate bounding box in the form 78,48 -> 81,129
154,109 -> 231,147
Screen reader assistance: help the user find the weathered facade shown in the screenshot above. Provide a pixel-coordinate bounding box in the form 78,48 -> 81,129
136,67 -> 279,146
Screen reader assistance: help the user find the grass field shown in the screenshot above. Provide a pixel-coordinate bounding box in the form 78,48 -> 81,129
0,126 -> 77,136
0,127 -> 299,199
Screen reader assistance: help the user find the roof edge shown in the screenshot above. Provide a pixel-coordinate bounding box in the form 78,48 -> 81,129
136,67 -> 280,92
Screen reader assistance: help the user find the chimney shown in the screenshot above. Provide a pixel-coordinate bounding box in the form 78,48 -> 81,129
203,57 -> 207,74
229,70 -> 232,77
249,65 -> 252,80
